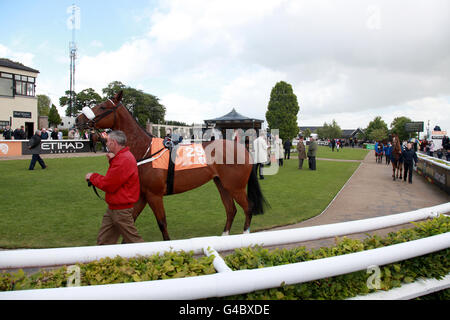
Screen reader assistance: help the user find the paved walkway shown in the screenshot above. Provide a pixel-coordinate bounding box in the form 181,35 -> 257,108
265,151 -> 450,250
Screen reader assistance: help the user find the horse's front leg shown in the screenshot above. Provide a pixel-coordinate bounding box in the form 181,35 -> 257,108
132,193 -> 148,221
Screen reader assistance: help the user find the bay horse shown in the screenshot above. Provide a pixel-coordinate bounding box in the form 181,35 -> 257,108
391,135 -> 403,181
90,131 -> 107,152
375,142 -> 383,164
75,91 -> 268,240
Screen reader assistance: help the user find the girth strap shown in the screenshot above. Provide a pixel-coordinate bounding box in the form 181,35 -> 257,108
166,145 -> 178,195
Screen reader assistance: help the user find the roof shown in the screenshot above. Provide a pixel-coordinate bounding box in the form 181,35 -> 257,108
204,108 -> 263,123
300,126 -> 364,138
299,126 -> 322,132
341,129 -> 355,137
0,58 -> 40,73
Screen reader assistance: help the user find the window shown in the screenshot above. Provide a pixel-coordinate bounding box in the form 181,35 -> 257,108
15,81 -> 24,95
0,78 -> 13,96
0,121 -> 10,130
27,83 -> 34,96
1,73 -> 35,97
15,79 -> 35,97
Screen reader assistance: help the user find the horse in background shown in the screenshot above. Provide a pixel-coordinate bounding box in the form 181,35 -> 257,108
375,141 -> 384,163
90,130 -> 107,153
391,134 -> 403,181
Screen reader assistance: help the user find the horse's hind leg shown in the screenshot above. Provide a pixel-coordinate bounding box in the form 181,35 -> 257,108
146,193 -> 170,240
213,177 -> 237,236
231,190 -> 252,234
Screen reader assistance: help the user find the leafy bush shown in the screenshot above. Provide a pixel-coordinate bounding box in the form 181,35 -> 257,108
0,251 -> 215,291
221,215 -> 450,299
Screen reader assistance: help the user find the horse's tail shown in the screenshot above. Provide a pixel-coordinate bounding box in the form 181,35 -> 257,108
247,167 -> 270,215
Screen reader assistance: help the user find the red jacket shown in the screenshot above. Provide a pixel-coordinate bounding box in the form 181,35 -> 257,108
90,147 -> 140,210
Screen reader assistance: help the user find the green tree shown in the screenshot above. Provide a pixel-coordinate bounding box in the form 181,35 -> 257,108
37,94 -> 51,117
303,128 -> 311,138
265,81 -> 300,141
59,89 -> 102,117
102,81 -> 126,98
75,88 -> 102,110
102,81 -> 166,127
59,90 -> 77,117
316,120 -> 342,140
365,116 -> 389,141
369,127 -> 388,141
390,116 -> 415,141
48,104 -> 62,127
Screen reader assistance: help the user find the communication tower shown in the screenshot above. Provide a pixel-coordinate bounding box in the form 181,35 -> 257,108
68,4 -> 80,117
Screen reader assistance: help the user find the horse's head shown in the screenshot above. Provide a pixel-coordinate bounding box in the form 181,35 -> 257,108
75,91 -> 123,130
392,134 -> 401,153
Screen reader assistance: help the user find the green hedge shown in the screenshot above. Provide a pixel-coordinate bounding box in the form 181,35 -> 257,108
221,215 -> 450,300
0,251 -> 215,291
1,216 -> 449,300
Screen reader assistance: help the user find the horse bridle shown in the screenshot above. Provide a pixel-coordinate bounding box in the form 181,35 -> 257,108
82,99 -> 122,130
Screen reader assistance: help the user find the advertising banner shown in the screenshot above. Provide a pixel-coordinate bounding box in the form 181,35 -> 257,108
22,140 -> 90,155
0,141 -> 23,157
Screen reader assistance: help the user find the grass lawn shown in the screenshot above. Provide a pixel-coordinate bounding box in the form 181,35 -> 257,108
0,155 -> 360,248
291,145 -> 369,160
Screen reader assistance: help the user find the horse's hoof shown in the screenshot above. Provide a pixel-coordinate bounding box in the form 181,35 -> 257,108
243,229 -> 250,234
221,231 -> 230,236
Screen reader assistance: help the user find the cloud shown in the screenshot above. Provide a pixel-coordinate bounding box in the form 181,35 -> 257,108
161,93 -> 214,125
76,37 -> 160,94
89,40 -> 103,48
72,0 -> 450,131
0,44 -> 35,67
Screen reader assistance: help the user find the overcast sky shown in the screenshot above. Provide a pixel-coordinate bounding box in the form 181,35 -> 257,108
1,0 -> 449,132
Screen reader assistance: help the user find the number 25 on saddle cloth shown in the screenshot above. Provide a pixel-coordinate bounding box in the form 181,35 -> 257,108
150,138 -> 207,171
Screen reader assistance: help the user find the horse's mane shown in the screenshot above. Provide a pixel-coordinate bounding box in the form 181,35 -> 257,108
122,104 -> 155,139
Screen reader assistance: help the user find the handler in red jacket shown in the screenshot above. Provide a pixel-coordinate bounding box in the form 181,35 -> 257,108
85,130 -> 144,245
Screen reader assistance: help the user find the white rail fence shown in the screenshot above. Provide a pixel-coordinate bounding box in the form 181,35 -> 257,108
0,202 -> 449,300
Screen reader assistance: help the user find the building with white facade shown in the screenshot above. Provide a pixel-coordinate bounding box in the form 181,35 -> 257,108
0,58 -> 39,139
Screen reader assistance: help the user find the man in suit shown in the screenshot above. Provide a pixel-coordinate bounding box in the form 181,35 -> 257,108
284,138 -> 292,160
28,130 -> 46,170
296,136 -> 307,169
402,142 -> 418,184
307,137 -> 318,170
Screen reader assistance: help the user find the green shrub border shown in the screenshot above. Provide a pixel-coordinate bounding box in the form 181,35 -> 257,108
221,215 -> 450,300
0,216 -> 449,300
